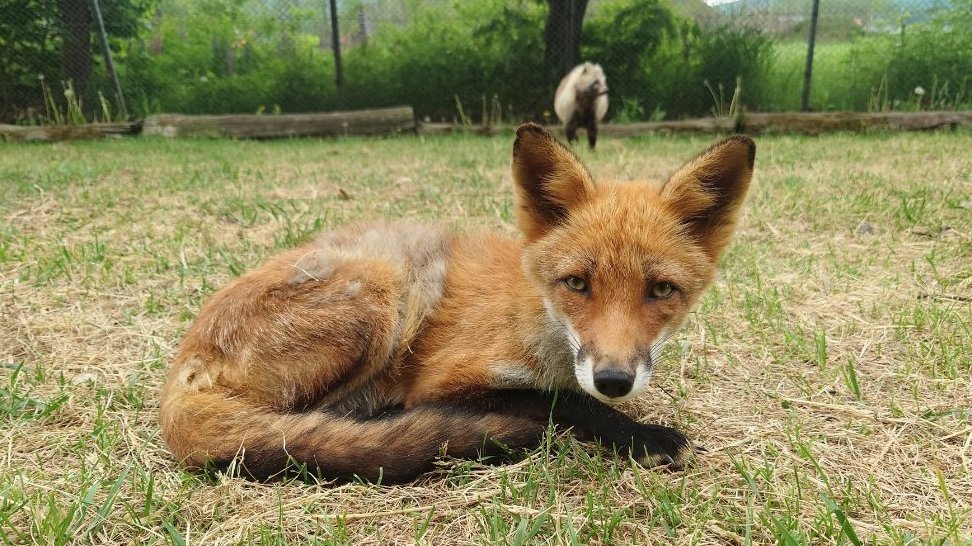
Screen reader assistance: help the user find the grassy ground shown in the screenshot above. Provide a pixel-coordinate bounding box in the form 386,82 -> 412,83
0,130 -> 970,545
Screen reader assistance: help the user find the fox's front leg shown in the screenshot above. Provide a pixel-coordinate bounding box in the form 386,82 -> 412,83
459,389 -> 695,469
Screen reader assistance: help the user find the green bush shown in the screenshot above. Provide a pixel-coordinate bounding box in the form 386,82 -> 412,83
0,0 -> 155,123
122,0 -> 335,116
886,1 -> 972,110
626,22 -> 775,118
341,1 -> 552,121
4,0 -> 971,123
581,0 -> 674,119
123,0 -> 552,120
122,0 -> 779,122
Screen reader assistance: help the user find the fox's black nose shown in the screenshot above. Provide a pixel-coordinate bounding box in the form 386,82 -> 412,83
593,369 -> 634,398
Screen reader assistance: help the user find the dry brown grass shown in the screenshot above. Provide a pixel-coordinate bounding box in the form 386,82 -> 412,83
0,131 -> 969,545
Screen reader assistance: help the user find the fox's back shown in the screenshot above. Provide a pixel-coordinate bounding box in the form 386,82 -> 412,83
165,221 -> 452,415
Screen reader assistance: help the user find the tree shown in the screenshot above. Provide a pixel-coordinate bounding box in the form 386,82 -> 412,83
583,0 -> 672,79
0,0 -> 60,85
544,0 -> 589,76
0,0 -> 154,122
60,0 -> 93,92
581,0 -> 675,119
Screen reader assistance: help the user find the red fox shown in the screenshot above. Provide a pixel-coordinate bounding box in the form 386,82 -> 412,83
160,124 -> 755,483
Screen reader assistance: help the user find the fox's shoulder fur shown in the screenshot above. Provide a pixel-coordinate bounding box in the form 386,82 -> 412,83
160,124 -> 755,483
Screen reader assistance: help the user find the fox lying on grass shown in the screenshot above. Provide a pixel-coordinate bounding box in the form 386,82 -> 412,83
160,124 -> 755,483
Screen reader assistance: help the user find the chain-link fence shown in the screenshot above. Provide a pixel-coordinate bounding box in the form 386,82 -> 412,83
2,0 -> 969,125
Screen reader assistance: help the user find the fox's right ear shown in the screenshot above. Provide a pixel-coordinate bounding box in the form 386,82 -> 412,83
661,135 -> 756,263
511,123 -> 596,240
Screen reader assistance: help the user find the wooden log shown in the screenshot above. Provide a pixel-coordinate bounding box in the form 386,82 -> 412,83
143,107 -> 416,139
421,111 -> 972,138
419,122 -> 496,136
599,118 -> 736,136
418,122 -> 522,136
0,122 -> 141,142
420,118 -> 736,137
420,118 -> 734,137
740,111 -> 972,135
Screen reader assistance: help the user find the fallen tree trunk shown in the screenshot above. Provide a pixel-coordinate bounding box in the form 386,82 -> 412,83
740,111 -> 972,135
419,122 -> 501,136
3,110 -> 966,143
0,122 -> 141,142
420,111 -> 972,138
601,118 -> 736,136
420,118 -> 734,136
143,107 -> 416,139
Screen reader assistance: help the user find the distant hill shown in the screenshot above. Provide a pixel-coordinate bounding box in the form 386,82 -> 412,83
886,0 -> 951,12
712,0 -> 767,13
888,0 -> 952,22
588,0 -> 718,22
715,0 -> 951,16
667,0 -> 719,20
712,0 -> 952,28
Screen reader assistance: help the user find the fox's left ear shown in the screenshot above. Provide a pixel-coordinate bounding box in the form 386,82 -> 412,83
661,135 -> 756,262
511,123 -> 596,240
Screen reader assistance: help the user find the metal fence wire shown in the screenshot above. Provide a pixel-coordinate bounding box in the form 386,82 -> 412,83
1,0 -> 969,124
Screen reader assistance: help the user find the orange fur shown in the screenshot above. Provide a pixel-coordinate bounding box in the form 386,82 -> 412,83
160,124 -> 755,482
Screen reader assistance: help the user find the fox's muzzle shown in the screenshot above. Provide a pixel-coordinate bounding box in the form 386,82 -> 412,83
575,344 -> 651,402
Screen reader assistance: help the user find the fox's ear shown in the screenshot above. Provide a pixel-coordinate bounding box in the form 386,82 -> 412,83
661,135 -> 755,262
511,123 -> 596,240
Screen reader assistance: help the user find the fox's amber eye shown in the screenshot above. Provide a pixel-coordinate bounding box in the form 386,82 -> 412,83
564,276 -> 588,293
649,282 -> 676,299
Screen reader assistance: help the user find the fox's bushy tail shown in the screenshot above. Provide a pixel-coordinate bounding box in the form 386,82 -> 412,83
161,391 -> 545,483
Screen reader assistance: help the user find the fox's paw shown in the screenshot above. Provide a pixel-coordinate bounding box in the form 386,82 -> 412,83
626,424 -> 697,471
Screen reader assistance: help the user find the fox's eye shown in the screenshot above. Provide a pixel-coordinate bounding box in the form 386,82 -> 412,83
649,282 -> 676,299
563,276 -> 588,293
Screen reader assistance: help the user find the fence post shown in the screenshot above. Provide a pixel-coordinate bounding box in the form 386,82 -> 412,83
800,0 -> 820,112
328,0 -> 344,105
91,0 -> 127,118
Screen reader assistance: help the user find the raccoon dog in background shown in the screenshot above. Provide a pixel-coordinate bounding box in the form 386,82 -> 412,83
554,62 -> 609,150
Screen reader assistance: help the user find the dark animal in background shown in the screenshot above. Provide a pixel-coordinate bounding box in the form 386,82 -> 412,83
554,62 -> 609,150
